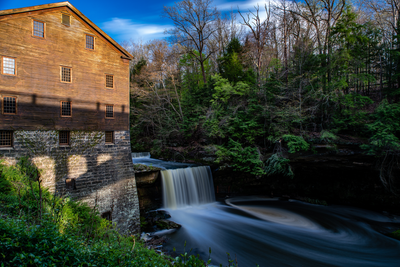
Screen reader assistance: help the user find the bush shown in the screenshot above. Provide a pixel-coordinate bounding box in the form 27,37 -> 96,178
264,153 -> 294,178
361,100 -> 400,156
215,139 -> 265,176
320,130 -> 338,142
0,158 -> 214,267
282,135 -> 310,153
0,217 -> 179,266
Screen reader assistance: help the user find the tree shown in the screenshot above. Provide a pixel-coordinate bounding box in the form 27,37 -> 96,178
238,4 -> 272,86
163,0 -> 220,84
217,37 -> 256,84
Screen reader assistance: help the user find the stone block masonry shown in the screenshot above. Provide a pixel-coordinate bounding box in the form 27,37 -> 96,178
0,130 -> 140,234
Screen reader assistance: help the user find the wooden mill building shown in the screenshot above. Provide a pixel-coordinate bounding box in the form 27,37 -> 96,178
0,2 -> 140,233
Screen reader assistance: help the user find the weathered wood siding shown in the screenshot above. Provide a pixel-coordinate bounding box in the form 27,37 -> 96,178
0,7 -> 130,131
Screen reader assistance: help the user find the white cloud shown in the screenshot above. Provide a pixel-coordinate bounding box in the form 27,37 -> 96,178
102,18 -> 171,43
216,0 -> 275,12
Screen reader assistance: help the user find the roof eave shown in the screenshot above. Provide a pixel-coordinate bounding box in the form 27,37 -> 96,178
0,1 -> 133,60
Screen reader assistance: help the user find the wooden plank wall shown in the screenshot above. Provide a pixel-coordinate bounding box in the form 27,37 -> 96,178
0,7 -> 130,131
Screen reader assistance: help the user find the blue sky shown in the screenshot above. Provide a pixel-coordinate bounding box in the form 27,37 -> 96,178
0,0 -> 269,44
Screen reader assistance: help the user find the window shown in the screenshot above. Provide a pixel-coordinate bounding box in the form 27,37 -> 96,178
86,35 -> 94,50
105,131 -> 114,144
0,131 -> 13,147
105,105 -> 114,118
33,20 -> 45,38
59,131 -> 70,145
61,101 -> 71,117
65,178 -> 76,190
105,74 -> 114,88
2,56 -> 16,75
101,211 -> 112,221
3,97 -> 16,114
62,14 -> 70,26
61,66 -> 71,83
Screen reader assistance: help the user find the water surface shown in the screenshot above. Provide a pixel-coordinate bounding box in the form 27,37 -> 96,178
164,197 -> 400,267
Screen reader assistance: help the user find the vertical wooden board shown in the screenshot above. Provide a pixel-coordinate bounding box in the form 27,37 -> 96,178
0,9 -> 130,130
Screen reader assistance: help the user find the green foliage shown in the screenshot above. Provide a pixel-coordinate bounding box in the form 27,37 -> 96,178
320,130 -> 338,142
218,37 -> 256,85
131,58 -> 147,76
215,139 -> 265,176
173,242 -> 211,267
0,159 -> 218,267
264,153 -> 294,178
210,74 -> 250,104
331,94 -> 373,135
180,52 -> 212,91
0,162 -> 17,194
361,100 -> 400,156
282,135 -> 310,153
0,217 -> 178,267
226,101 -> 265,144
127,2 -> 399,185
0,158 -> 108,235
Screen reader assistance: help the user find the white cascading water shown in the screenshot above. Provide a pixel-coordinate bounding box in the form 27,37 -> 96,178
131,152 -> 151,158
161,166 -> 215,209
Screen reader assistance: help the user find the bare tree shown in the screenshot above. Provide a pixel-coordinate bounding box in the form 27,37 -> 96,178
292,0 -> 346,87
273,0 -> 299,83
128,40 -> 185,141
163,0 -> 220,84
238,4 -> 272,86
366,0 -> 400,42
208,11 -> 244,70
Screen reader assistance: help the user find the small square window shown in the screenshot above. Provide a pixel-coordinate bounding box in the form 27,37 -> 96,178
105,105 -> 114,118
105,131 -> 114,144
2,56 -> 16,75
3,97 -> 16,114
86,35 -> 94,50
61,101 -> 71,117
101,211 -> 112,221
33,20 -> 45,38
61,66 -> 71,83
105,74 -> 114,88
62,14 -> 70,26
0,131 -> 13,147
59,131 -> 70,145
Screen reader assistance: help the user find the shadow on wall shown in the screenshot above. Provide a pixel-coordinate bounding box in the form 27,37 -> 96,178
51,139 -> 140,234
0,91 -> 128,131
0,130 -> 140,234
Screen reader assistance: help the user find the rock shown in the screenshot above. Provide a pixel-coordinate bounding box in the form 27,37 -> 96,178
141,210 -> 180,232
140,232 -> 152,242
157,219 -> 181,229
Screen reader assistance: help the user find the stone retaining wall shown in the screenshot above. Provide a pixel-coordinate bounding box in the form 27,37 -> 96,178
0,130 -> 140,234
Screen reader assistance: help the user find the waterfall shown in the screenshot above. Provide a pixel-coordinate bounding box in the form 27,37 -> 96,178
161,166 -> 215,209
131,152 -> 151,158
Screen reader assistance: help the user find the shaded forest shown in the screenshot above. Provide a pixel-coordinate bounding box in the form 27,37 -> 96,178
125,0 -> 400,193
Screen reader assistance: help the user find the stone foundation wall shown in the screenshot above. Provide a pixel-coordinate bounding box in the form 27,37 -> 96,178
0,130 -> 140,234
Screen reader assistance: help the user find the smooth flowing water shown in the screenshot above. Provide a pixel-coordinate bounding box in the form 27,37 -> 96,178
132,153 -> 195,170
164,198 -> 400,266
134,154 -> 400,266
161,166 -> 215,209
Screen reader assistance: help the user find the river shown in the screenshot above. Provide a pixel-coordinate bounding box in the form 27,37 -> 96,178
133,154 -> 400,266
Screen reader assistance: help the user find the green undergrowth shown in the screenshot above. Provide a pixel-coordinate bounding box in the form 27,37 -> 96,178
264,153 -> 294,178
0,158 -> 236,267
